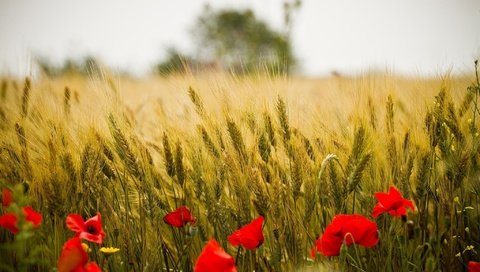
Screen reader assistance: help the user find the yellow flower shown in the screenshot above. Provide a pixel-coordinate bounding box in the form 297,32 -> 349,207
81,243 -> 91,253
100,247 -> 120,256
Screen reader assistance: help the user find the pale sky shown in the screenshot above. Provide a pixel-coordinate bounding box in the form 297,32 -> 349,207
0,0 -> 479,77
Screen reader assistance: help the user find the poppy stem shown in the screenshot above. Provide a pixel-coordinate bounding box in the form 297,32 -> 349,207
162,242 -> 170,272
234,246 -> 241,267
347,233 -> 363,270
352,190 -> 356,214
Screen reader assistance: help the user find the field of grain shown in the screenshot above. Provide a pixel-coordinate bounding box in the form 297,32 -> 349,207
0,69 -> 479,271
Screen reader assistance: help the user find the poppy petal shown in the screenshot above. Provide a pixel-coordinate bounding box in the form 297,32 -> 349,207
163,212 -> 184,227
2,188 -> 13,207
227,216 -> 264,250
374,192 -> 393,207
310,246 -> 317,259
79,232 -> 105,244
314,217 -> 344,256
176,206 -> 194,222
194,240 -> 237,272
245,216 -> 264,237
23,206 -> 42,227
82,213 -> 105,244
85,261 -> 102,272
373,185 -> 415,219
66,214 -> 86,233
326,216 -> 344,234
372,203 -> 386,218
389,206 -> 406,217
318,231 -> 344,256
468,261 -> 480,272
85,213 -> 102,226
163,206 -> 195,227
388,186 -> 402,199
403,199 -> 415,211
229,232 -> 262,249
57,237 -> 88,272
347,218 -> 378,247
0,213 -> 18,234
84,217 -> 103,235
227,230 -> 242,246
314,214 -> 378,257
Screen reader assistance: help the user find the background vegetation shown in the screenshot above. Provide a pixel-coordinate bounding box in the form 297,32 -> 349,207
36,6 -> 297,77
0,64 -> 479,271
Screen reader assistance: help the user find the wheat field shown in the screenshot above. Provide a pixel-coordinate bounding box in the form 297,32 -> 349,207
0,68 -> 479,271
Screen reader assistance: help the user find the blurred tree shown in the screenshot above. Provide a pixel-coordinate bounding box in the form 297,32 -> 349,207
35,55 -> 102,77
36,57 -> 59,77
155,48 -> 198,75
193,6 -> 295,74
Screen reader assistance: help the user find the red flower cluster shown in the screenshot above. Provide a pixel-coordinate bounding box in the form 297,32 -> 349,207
59,212 -> 105,271
192,214 -> 264,270
228,216 -> 264,250
194,240 -> 237,272
312,214 -> 378,257
311,185 -> 416,258
57,237 -> 101,272
469,261 -> 480,272
372,186 -> 415,218
0,188 -> 42,234
66,213 -> 106,244
163,206 -> 196,228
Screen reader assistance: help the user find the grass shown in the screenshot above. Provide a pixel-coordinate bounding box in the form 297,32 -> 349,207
0,66 -> 479,271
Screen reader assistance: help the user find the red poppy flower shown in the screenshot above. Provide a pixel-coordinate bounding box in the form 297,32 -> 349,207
2,188 -> 13,207
372,186 -> 415,218
66,213 -> 105,244
194,240 -> 237,272
163,206 -> 196,228
0,207 -> 42,234
0,213 -> 18,234
23,206 -> 42,228
311,214 -> 378,257
469,261 -> 480,272
228,216 -> 264,250
57,237 -> 102,272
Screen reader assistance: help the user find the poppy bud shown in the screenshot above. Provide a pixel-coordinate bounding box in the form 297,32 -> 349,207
407,220 -> 415,239
188,225 -> 198,237
273,228 -> 280,240
21,181 -> 29,193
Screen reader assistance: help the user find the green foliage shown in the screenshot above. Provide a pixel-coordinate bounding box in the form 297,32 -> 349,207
195,7 -> 295,74
36,55 -> 102,77
155,48 -> 198,75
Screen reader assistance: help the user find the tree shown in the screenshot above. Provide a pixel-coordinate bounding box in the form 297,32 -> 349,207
194,7 -> 295,74
36,55 -> 101,77
154,48 -> 198,75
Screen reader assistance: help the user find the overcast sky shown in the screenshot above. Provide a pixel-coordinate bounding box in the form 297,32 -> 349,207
0,0 -> 479,77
